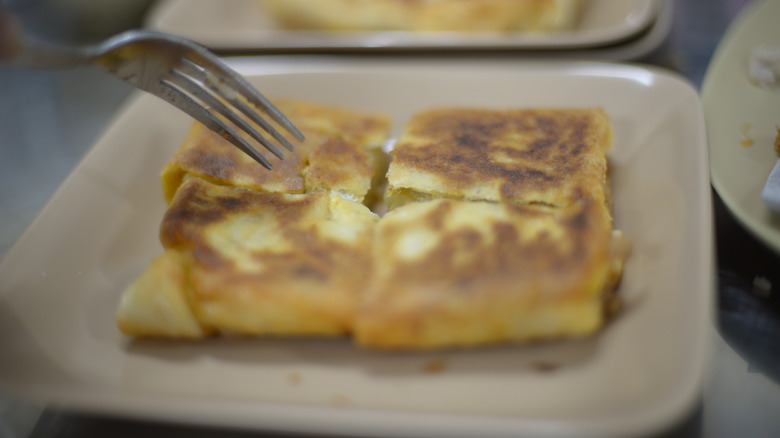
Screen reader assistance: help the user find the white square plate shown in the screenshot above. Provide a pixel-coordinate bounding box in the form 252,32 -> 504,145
0,58 -> 712,438
145,0 -> 663,52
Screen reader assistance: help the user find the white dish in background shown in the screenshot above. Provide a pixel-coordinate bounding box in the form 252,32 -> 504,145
547,0 -> 672,62
702,0 -> 780,253
0,59 -> 712,438
145,0 -> 662,52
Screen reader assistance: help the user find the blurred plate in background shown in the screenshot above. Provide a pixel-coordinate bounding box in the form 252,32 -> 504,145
703,0 -> 780,253
145,0 -> 664,53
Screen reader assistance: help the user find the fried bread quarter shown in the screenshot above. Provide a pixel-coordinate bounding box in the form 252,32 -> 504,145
355,198 -> 621,349
117,177 -> 378,337
259,0 -> 582,33
161,99 -> 391,205
386,108 -> 612,210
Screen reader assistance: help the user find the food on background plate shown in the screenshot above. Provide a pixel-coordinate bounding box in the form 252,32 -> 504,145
748,45 -> 780,90
746,45 -> 780,213
117,100 -> 628,348
775,126 -> 780,155
257,0 -> 583,33
760,127 -> 780,213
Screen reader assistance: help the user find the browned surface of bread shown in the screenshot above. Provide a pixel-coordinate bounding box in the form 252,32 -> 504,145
161,99 -> 391,204
355,198 -> 616,348
118,177 -> 378,337
386,108 -> 612,209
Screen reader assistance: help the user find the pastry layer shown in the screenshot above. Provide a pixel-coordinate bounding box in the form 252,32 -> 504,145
118,177 -> 378,337
161,99 -> 391,205
386,108 -> 612,210
355,198 -> 617,348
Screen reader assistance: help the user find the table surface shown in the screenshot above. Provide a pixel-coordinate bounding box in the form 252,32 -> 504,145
2,0 -> 780,437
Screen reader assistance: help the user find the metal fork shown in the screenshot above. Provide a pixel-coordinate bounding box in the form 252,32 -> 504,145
2,19 -> 303,169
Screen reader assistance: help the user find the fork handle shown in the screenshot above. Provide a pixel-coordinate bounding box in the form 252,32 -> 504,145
0,8 -> 89,68
0,8 -> 20,61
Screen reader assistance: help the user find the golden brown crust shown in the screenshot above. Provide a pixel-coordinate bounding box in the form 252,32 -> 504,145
774,126 -> 780,155
386,108 -> 612,208
161,99 -> 391,204
158,177 -> 378,336
271,100 -> 392,147
355,198 -> 613,348
161,121 -> 306,203
303,136 -> 373,198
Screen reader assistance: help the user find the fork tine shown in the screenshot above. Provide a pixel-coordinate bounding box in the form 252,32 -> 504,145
177,59 -> 297,153
184,51 -> 306,143
156,81 -> 274,169
230,97 -> 297,153
167,68 -> 286,161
